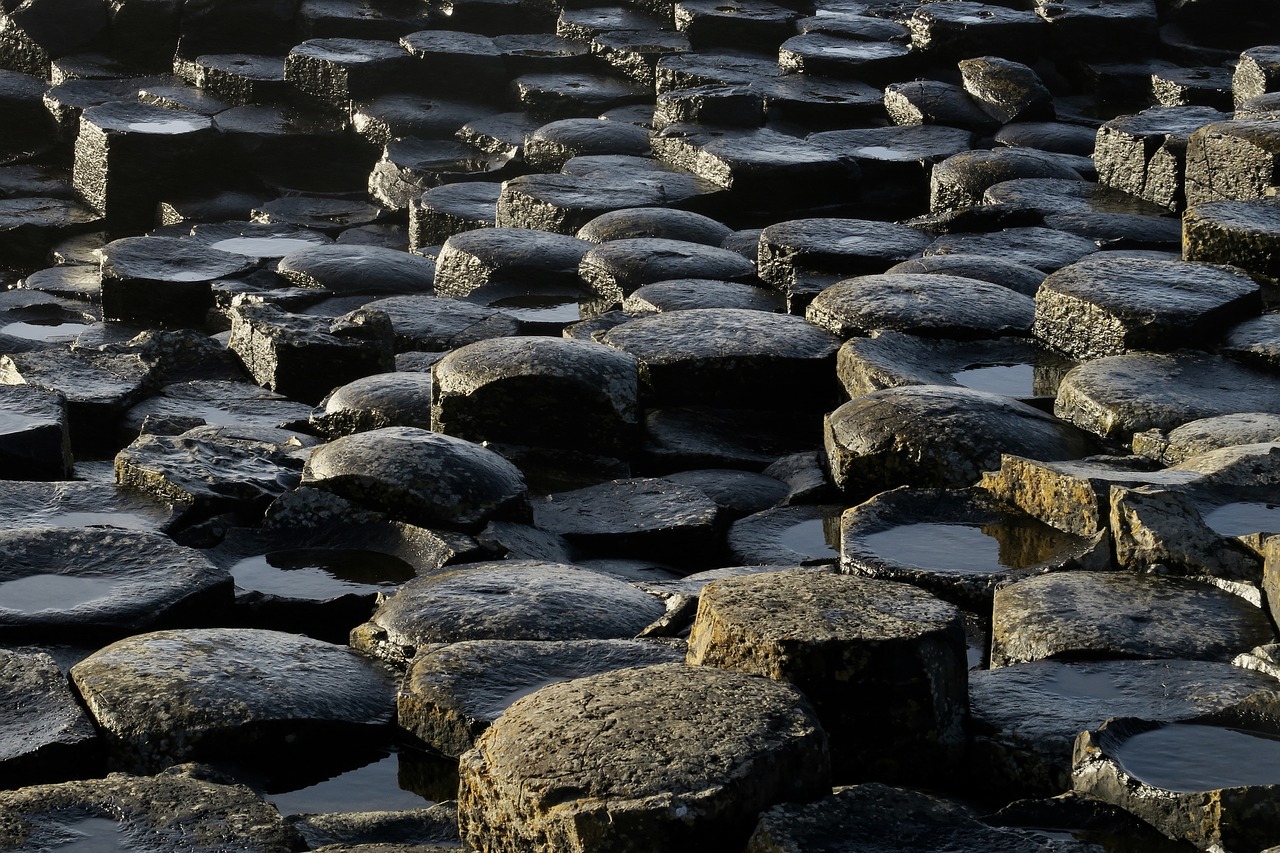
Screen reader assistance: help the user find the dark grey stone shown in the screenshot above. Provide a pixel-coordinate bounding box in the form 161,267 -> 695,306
99,235 -> 255,328
623,278 -> 782,313
1184,196 -> 1280,280
310,372 -> 434,438
580,237 -> 756,306
1093,105 -> 1229,211
276,244 -> 436,296
409,181 -> 499,251
885,254 -> 1046,296
433,227 -> 590,296
284,37 -> 415,105
924,226 -> 1098,272
0,648 -> 100,788
1185,119 -> 1280,207
576,206 -> 731,246
0,384 -> 70,480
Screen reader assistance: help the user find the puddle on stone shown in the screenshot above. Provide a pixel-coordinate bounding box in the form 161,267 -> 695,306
263,748 -> 437,815
1041,666 -> 1128,701
43,816 -> 130,852
126,120 -> 199,134
231,548 -> 417,599
0,409 -> 42,433
775,517 -> 840,558
1202,501 -> 1280,537
0,574 -> 117,613
951,363 -> 1035,397
2,320 -> 92,341
485,295 -> 581,324
208,237 -> 325,257
860,520 -> 1076,573
1113,723 -> 1280,793
852,145 -> 917,161
43,511 -> 158,530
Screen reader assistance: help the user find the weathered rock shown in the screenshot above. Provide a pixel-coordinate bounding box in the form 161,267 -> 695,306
431,335 -> 639,464
673,0 -> 798,51
0,648 -> 100,788
189,221 -> 333,262
725,504 -> 841,567
228,301 -> 395,404
1093,105 -> 1229,211
0,765 -> 304,851
252,196 -> 386,234
825,385 -> 1095,499
991,571 -> 1275,667
70,627 -> 395,771
688,569 -> 965,784
360,294 -> 517,353
114,424 -> 308,536
1183,196 -> 1280,281
408,181 -> 499,251
123,379 -> 313,442
276,244 -> 436,296
0,383 -> 70,480
287,802 -> 460,850
886,253 -> 1046,297
576,206 -> 732,246
1073,717 -> 1280,853
309,372 -> 434,438
1031,0 -> 1157,59
746,782 -> 1101,853
1110,484 -> 1262,580
959,56 -> 1054,125
457,662 -> 829,853
1055,352 -> 1280,442
0,196 -> 102,266
284,38 -> 415,105
923,226 -> 1098,273
756,218 -> 930,291
513,71 -> 648,120
837,332 -> 1069,402
590,30 -> 691,89
1134,414 -> 1280,465
930,148 -> 1081,213
907,1 -> 1045,62
350,561 -> 666,665
623,278 -> 782,313
523,118 -> 652,172
979,454 -> 1199,536
302,426 -> 529,533
640,405 -> 820,473
970,658 -> 1280,799
580,237 -> 755,308
433,227 -> 590,297
398,638 -> 683,756
531,477 -> 720,564
664,467 -> 788,520
0,527 -> 231,644
98,235 -> 256,328
806,273 -> 1035,341
600,308 -> 840,411
1184,119 -> 1280,207
841,486 -> 1107,610
0,477 -> 173,532
1032,255 -> 1260,360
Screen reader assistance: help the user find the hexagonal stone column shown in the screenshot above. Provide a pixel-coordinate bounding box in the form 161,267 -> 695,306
1184,118 -> 1280,207
0,384 -> 70,480
457,662 -> 830,852
432,336 -> 639,470
0,648 -> 100,788
99,235 -> 256,328
1093,105 -> 1227,211
687,568 -> 966,784
1183,197 -> 1280,280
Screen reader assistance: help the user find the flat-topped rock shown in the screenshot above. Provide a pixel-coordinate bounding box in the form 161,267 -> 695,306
302,426 -> 529,533
433,227 -> 590,297
0,527 -> 229,644
886,253 -> 1046,297
688,568 -> 966,783
991,571 -> 1275,667
1093,105 -> 1229,211
0,383 -> 70,480
576,206 -> 732,246
457,662 -> 829,853
756,218 -> 931,291
1133,414 -> 1280,465
580,237 -> 756,306
310,372 -> 434,438
122,379 -> 313,441
397,638 -> 683,756
1184,119 -> 1280,207
1055,352 -> 1280,442
825,385 -> 1095,499
361,294 -> 519,352
350,561 -> 666,665
600,308 -> 840,411
0,648 -> 100,788
1032,255 -> 1260,360
924,226 -> 1098,273
70,627 -> 395,771
806,273 -> 1035,340
623,278 -> 783,313
276,244 -> 436,296
1183,196 -> 1280,281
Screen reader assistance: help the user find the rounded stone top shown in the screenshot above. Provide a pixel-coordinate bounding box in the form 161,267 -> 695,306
601,307 -> 840,363
432,335 -> 638,397
693,569 -> 961,644
81,101 -> 212,135
276,243 -> 436,294
190,221 -> 332,260
99,236 -> 257,283
289,37 -> 409,64
1039,255 -> 1259,315
301,426 -> 529,531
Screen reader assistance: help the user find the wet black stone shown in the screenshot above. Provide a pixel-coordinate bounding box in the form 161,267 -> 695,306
673,0 -> 799,51
0,648 -> 100,788
0,384 -> 70,480
654,50 -> 781,93
99,235 -> 256,328
757,218 -> 930,291
122,379 -> 313,442
296,0 -> 439,41
284,37 -> 416,105
173,53 -> 288,104
497,167 -> 714,235
663,467 -> 787,521
778,34 -> 914,86
1184,196 -> 1280,281
1233,44 -> 1280,107
641,405 -> 820,472
351,94 -> 498,145
577,206 -> 732,246
512,70 -> 648,120
883,79 -> 1001,133
43,76 -> 172,143
1093,105 -> 1229,211
1152,63 -> 1233,110
907,1 -> 1046,62
276,244 -> 436,297
369,137 -> 510,212
885,254 -> 1046,297
1184,119 -> 1280,208
212,105 -> 361,191
433,227 -> 589,297
624,278 -> 782,314
496,33 -> 593,75
523,118 -> 652,172
959,56 -> 1054,125
653,83 -> 764,129
189,221 -> 333,263
580,237 -> 757,306
0,197 -> 102,267
924,226 -> 1098,273
251,196 -> 386,234
1032,0 -> 1157,60
409,182 -> 499,251
590,30 -> 690,89
930,148 -> 1082,213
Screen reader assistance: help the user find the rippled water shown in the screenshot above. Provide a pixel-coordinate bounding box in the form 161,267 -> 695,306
0,321 -> 91,341
1113,723 -> 1280,792
0,575 -> 117,613
1202,501 -> 1280,537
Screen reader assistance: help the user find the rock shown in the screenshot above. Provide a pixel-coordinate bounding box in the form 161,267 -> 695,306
837,332 -> 1069,403
1073,717 -> 1280,853
1093,105 -> 1229,211
523,118 -> 652,172
960,56 -> 1054,125
431,335 -> 639,466
409,181 -> 499,251
600,308 -> 840,411
457,662 -> 829,853
98,235 -> 256,328
576,206 -> 732,246
0,477 -> 173,532
1031,255 -> 1260,360
930,148 -> 1081,213
623,278 -> 783,313
252,195 -> 386,234
0,383 -> 70,480
301,426 -> 529,533
0,765 -> 303,851
756,218 -> 930,291
884,79 -> 1000,132
433,227 -> 590,297
174,53 -> 288,105
886,254 -> 1046,297
284,37 -> 415,105
349,561 -> 666,665
0,196 -> 101,266
1183,196 -> 1280,281
979,454 -> 1199,536
663,468 -> 788,520
531,477 -> 720,564
0,648 -> 100,788
398,638 -> 683,756
590,30 -> 691,89
970,658 -> 1280,799
1031,0 -> 1158,60
745,782 -> 1101,853
824,385 -> 1095,499
1151,63 -> 1233,110
1184,119 -> 1280,207
513,70 -> 648,120
228,301 -> 395,405
640,405 -> 820,473
840,486 -> 1108,609
114,423 -> 307,528
361,294 -> 518,353
1233,45 -> 1280,107
673,0 -> 799,51
990,571 -> 1275,667
123,379 -> 313,442
287,803 -> 460,849
688,569 -> 965,784
907,2 -> 1046,62
725,504 -> 842,567
923,226 -> 1099,273
70,627 -> 395,771
310,372 -> 434,438
806,273 -> 1035,341
1054,352 -> 1280,442
0,527 -> 230,645
580,237 -> 756,307
276,244 -> 437,296
1133,414 -> 1280,465
1110,484 -> 1262,580
189,221 -> 333,262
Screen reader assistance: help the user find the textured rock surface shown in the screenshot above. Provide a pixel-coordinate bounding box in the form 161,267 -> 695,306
457,662 -> 830,853
0,648 -> 100,788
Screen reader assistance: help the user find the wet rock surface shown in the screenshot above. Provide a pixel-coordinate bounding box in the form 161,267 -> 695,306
2,0 -> 1280,846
